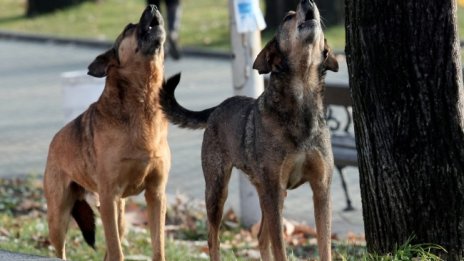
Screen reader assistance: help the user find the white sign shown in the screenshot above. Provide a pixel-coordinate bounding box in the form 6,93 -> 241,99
234,0 -> 266,33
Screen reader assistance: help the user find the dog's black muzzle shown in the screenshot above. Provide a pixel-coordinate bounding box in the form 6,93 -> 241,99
137,5 -> 166,55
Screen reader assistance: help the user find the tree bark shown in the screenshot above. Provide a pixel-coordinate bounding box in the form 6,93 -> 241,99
26,0 -> 96,17
345,0 -> 464,260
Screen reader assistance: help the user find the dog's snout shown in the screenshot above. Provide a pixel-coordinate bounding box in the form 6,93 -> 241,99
301,0 -> 314,8
149,4 -> 158,12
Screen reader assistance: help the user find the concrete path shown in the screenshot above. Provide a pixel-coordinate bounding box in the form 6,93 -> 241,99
0,250 -> 59,260
0,39 -> 363,237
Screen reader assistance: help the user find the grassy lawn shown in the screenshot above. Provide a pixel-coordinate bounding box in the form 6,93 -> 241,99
2,0 -> 464,52
0,0 -> 348,51
0,177 -> 447,260
0,211 -> 444,260
0,176 -> 367,260
1,0 -> 464,52
0,0 -> 231,50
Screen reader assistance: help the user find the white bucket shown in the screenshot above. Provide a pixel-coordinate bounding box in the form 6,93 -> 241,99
61,71 -> 105,123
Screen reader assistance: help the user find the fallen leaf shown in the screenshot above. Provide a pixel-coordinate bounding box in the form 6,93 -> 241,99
294,223 -> 317,238
250,222 -> 261,238
0,228 -> 10,237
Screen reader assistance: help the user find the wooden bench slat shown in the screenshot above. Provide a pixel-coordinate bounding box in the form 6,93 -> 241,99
331,134 -> 356,148
333,146 -> 358,167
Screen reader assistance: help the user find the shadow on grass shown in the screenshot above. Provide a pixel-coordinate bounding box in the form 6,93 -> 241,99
0,15 -> 25,25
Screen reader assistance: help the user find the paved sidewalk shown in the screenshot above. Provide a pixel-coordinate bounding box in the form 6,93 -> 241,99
0,39 -> 363,237
0,250 -> 59,260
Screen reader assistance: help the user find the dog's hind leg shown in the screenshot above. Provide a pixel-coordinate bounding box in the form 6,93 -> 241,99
44,168 -> 79,260
202,153 -> 233,261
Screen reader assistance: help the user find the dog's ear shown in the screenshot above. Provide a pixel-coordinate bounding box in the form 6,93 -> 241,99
253,38 -> 284,74
87,49 -> 117,78
323,39 -> 339,72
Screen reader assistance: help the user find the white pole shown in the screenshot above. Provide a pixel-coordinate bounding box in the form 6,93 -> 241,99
228,0 -> 264,227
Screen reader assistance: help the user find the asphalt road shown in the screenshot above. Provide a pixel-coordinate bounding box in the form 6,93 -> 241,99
0,39 -> 363,236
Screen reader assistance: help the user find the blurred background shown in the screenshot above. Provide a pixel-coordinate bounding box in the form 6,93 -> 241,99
0,0 -> 346,51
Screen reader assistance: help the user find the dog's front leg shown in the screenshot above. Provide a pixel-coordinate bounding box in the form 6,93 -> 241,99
145,167 -> 168,261
99,194 -> 124,261
308,162 -> 332,261
257,212 -> 272,261
117,198 -> 126,242
256,178 -> 287,261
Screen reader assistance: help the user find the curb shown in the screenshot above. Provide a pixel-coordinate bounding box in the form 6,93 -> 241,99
0,250 -> 61,260
0,29 -> 233,60
0,29 -> 352,59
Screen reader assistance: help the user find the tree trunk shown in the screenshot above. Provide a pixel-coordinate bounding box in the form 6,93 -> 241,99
345,0 -> 464,260
26,0 -> 95,17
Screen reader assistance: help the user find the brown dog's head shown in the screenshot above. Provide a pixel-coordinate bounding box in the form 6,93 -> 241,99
87,5 -> 166,78
253,0 -> 338,75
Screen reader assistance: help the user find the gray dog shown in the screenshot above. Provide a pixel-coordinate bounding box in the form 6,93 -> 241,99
160,0 -> 338,259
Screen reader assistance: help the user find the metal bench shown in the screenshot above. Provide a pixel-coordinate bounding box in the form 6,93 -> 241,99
325,82 -> 357,211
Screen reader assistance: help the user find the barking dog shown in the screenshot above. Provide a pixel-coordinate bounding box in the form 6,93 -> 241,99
160,0 -> 338,260
44,5 -> 170,261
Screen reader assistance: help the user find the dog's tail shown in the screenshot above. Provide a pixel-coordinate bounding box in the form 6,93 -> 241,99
160,73 -> 217,129
71,199 -> 96,250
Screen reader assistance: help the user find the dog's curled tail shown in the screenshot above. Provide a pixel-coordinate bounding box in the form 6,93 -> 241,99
160,73 -> 217,129
71,200 -> 96,250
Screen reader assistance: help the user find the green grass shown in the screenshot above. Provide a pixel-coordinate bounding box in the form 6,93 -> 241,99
0,0 -> 345,51
2,0 -> 464,51
2,0 -> 464,52
0,211 -> 246,261
365,237 -> 446,261
0,0 -> 231,50
0,213 -> 443,261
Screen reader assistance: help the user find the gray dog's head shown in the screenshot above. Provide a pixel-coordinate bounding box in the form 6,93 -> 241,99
253,0 -> 338,75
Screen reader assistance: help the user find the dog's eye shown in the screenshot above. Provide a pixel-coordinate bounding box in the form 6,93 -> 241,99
283,14 -> 293,22
323,49 -> 329,58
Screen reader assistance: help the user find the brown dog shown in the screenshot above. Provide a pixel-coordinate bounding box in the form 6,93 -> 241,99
159,0 -> 338,260
44,5 -> 170,261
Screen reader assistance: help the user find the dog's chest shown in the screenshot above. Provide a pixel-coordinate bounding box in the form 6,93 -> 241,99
284,147 -> 329,190
286,153 -> 307,189
118,156 -> 159,197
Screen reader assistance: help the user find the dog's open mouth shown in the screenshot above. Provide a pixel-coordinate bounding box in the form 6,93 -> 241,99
298,0 -> 317,30
143,17 -> 159,34
140,5 -> 162,36
136,5 -> 165,54
305,9 -> 315,21
298,9 -> 317,30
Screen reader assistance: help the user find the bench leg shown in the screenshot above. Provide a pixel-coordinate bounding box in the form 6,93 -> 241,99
336,166 -> 354,211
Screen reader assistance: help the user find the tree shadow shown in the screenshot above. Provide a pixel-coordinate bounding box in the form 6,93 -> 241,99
0,15 -> 25,25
